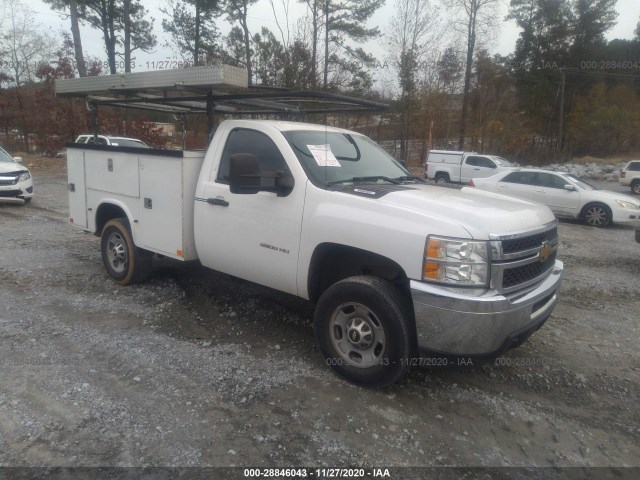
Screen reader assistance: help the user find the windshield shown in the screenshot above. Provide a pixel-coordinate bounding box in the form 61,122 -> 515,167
0,147 -> 15,163
111,139 -> 150,148
491,156 -> 516,167
282,130 -> 410,187
564,174 -> 597,190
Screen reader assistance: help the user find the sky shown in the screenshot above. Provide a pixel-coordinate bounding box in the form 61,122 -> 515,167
18,0 -> 640,79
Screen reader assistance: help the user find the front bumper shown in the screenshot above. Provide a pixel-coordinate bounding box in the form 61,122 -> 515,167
0,179 -> 33,202
410,260 -> 563,356
611,205 -> 640,224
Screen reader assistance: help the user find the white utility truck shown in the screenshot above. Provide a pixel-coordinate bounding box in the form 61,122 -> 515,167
58,67 -> 563,387
425,150 -> 516,184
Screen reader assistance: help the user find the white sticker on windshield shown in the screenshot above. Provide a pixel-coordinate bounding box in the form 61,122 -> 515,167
307,144 -> 341,167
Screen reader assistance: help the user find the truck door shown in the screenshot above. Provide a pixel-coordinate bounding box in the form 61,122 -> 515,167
67,148 -> 88,228
197,127 -> 305,296
461,155 -> 498,183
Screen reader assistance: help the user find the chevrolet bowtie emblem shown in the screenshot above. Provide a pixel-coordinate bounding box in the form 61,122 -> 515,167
539,242 -> 553,263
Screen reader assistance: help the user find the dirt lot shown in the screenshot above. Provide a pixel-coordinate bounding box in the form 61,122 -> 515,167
0,165 -> 639,476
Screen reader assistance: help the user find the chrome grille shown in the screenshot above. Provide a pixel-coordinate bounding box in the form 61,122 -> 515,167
0,174 -> 19,186
501,227 -> 557,254
490,223 -> 559,293
502,252 -> 557,289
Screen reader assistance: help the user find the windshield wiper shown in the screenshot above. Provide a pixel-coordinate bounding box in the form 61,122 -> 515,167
327,176 -> 401,186
393,175 -> 426,184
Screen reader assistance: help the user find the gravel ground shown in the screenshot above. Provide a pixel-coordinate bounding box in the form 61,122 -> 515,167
0,171 -> 639,475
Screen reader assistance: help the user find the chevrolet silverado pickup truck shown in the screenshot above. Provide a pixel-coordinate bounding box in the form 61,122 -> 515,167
425,150 -> 516,184
67,119 -> 563,386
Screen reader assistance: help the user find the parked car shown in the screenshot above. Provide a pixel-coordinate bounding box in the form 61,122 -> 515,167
619,160 -> 640,195
424,150 -> 516,184
467,168 -> 640,227
0,146 -> 33,204
74,134 -> 151,148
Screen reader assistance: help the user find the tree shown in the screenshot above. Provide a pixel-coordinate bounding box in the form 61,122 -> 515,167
437,46 -> 463,143
571,0 -> 617,59
569,82 -> 640,155
161,0 -> 221,66
0,1 -> 57,150
445,0 -> 499,150
300,0 -> 321,87
387,0 -> 441,160
46,0 -> 157,74
226,0 -> 259,85
320,0 -> 384,89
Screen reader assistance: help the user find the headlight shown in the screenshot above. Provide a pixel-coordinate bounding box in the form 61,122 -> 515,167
615,199 -> 639,210
18,171 -> 31,182
423,236 -> 490,287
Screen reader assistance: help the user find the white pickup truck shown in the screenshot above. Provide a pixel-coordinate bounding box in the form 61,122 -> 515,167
425,150 -> 516,184
67,119 -> 563,386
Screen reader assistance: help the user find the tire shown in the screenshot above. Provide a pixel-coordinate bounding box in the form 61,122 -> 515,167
101,218 -> 152,285
434,173 -> 449,184
631,180 -> 640,195
22,198 -> 32,204
582,203 -> 612,228
314,276 -> 412,387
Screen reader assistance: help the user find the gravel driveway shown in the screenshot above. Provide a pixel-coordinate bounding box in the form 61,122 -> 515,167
0,171 -> 638,477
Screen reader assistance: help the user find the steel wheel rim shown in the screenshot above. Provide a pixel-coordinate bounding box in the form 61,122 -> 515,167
106,232 -> 128,274
633,183 -> 640,195
585,206 -> 607,226
436,177 -> 447,184
329,302 -> 386,369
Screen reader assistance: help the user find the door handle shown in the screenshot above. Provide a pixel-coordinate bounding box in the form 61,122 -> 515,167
207,198 -> 229,207
474,168 -> 480,170
536,190 -> 545,193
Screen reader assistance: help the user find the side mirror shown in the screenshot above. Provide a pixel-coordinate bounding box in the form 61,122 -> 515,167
564,184 -> 576,191
13,156 -> 23,163
229,153 -> 294,196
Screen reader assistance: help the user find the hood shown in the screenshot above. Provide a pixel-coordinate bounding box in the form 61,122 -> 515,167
589,188 -> 640,206
377,184 -> 556,239
0,162 -> 27,175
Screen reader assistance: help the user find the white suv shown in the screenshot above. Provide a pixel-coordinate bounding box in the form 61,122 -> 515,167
74,135 -> 150,149
620,160 -> 640,195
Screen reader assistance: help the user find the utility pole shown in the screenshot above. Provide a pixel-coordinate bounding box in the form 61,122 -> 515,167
558,67 -> 565,158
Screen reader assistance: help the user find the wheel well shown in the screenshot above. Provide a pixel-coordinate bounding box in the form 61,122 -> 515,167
95,203 -> 127,236
580,202 -> 611,219
435,172 -> 450,179
631,178 -> 640,185
307,243 -> 410,304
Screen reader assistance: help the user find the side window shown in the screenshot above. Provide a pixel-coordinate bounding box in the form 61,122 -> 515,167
465,156 -> 478,166
537,173 -> 567,189
87,137 -> 107,145
502,172 -> 532,184
216,128 -> 290,184
628,162 -> 640,172
476,157 -> 497,169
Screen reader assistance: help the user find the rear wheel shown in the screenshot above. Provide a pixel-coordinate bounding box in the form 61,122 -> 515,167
101,218 -> 152,285
314,276 -> 412,387
582,203 -> 612,228
631,180 -> 640,195
434,173 -> 449,184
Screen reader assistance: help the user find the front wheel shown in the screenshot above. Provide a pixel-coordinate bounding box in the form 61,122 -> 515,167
582,203 -> 612,228
314,276 -> 412,387
101,218 -> 152,285
631,180 -> 640,195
